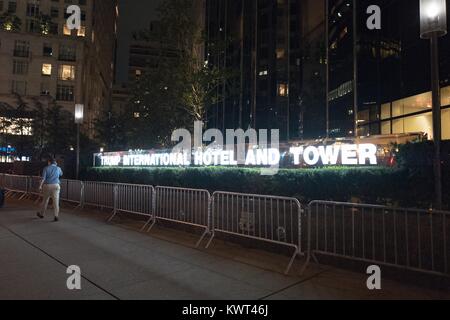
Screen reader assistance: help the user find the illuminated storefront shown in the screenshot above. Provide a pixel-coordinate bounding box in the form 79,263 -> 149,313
358,85 -> 450,140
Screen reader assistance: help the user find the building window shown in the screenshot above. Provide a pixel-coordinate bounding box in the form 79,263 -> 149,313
42,63 -> 52,76
7,1 -> 16,13
40,82 -> 50,96
59,44 -> 76,61
43,43 -> 52,57
26,3 -> 39,17
276,48 -> 285,59
278,83 -> 288,97
63,24 -> 71,36
13,40 -> 30,57
11,80 -> 27,95
50,7 -> 59,18
13,60 -> 28,75
77,26 -> 86,37
58,65 -> 75,81
56,84 -> 74,101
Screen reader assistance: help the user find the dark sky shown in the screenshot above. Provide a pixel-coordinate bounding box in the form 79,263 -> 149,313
116,0 -> 163,85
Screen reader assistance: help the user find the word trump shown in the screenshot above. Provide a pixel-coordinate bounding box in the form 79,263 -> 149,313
290,144 -> 378,166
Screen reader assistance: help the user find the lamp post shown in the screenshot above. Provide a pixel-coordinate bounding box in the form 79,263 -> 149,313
420,0 -> 447,209
74,104 -> 84,180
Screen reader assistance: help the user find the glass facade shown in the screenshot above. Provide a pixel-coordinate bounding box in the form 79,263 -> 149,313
205,0 -> 304,141
327,0 -> 450,140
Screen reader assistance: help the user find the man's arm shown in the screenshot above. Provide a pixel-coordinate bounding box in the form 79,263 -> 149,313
40,168 -> 47,190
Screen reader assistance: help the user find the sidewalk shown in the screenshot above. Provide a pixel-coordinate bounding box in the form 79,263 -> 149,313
0,200 -> 448,300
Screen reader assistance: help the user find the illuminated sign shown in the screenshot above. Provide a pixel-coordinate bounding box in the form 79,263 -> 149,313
96,144 -> 378,168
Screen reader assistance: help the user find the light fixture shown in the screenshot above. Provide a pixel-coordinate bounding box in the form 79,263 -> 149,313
74,104 -> 84,124
420,0 -> 447,39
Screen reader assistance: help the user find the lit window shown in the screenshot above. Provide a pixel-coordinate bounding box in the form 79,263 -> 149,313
278,83 -> 288,97
135,69 -> 142,77
77,26 -> 86,37
134,112 -> 140,118
63,24 -> 71,36
42,63 -> 52,76
58,65 -> 75,81
276,48 -> 285,59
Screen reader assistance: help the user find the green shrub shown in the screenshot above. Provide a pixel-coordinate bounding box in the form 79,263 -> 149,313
82,166 -> 446,208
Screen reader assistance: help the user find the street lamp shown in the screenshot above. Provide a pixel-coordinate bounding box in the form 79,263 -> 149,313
74,104 -> 84,180
420,0 -> 447,209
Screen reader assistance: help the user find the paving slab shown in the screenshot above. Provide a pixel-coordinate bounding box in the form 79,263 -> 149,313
0,200 -> 448,300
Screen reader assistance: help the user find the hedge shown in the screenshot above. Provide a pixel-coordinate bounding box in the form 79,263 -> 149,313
82,165 -> 448,208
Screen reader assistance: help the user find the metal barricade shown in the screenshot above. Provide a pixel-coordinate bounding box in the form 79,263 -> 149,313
60,179 -> 83,205
26,176 -> 43,202
109,183 -> 154,228
207,191 -> 308,274
309,201 -> 450,277
149,186 -> 211,247
82,181 -> 115,210
3,174 -> 28,198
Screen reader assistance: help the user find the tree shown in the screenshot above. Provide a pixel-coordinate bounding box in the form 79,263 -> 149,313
31,98 -> 47,160
94,106 -> 128,151
38,14 -> 52,35
45,101 -> 75,158
128,0 -> 236,148
0,12 -> 22,31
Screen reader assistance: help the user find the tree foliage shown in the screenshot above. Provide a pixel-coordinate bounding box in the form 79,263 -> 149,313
0,12 -> 22,31
117,0 -> 236,150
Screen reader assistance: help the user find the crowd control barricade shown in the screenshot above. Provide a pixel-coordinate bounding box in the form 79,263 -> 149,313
3,174 -> 28,199
26,176 -> 43,203
207,191 -> 309,275
109,183 -> 155,229
60,179 -> 83,205
149,186 -> 211,247
82,181 -> 115,211
309,201 -> 450,277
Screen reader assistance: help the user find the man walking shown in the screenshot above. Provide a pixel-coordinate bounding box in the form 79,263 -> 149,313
37,158 -> 63,222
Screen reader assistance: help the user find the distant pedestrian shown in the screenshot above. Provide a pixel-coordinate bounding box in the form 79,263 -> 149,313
37,158 -> 63,222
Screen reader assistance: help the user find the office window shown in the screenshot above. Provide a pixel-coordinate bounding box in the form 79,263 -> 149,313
12,80 -> 26,95
7,1 -> 16,13
58,65 -> 75,81
276,48 -> 285,59
40,82 -> 50,96
77,26 -> 86,37
12,60 -> 28,75
43,43 -> 52,57
59,44 -> 76,61
26,3 -> 39,17
56,85 -> 74,101
13,40 -> 30,57
63,24 -> 71,35
42,63 -> 52,76
50,7 -> 59,18
278,83 -> 288,97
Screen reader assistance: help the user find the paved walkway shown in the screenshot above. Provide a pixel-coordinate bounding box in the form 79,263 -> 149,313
0,200 -> 449,300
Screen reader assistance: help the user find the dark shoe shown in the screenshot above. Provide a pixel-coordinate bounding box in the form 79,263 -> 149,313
53,217 -> 59,222
37,212 -> 44,219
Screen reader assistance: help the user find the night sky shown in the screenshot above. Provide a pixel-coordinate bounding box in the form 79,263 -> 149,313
116,0 -> 163,85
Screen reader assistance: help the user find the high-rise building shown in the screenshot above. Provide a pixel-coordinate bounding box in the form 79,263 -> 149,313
326,0 -> 450,140
0,0 -> 118,138
205,0 -> 307,141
